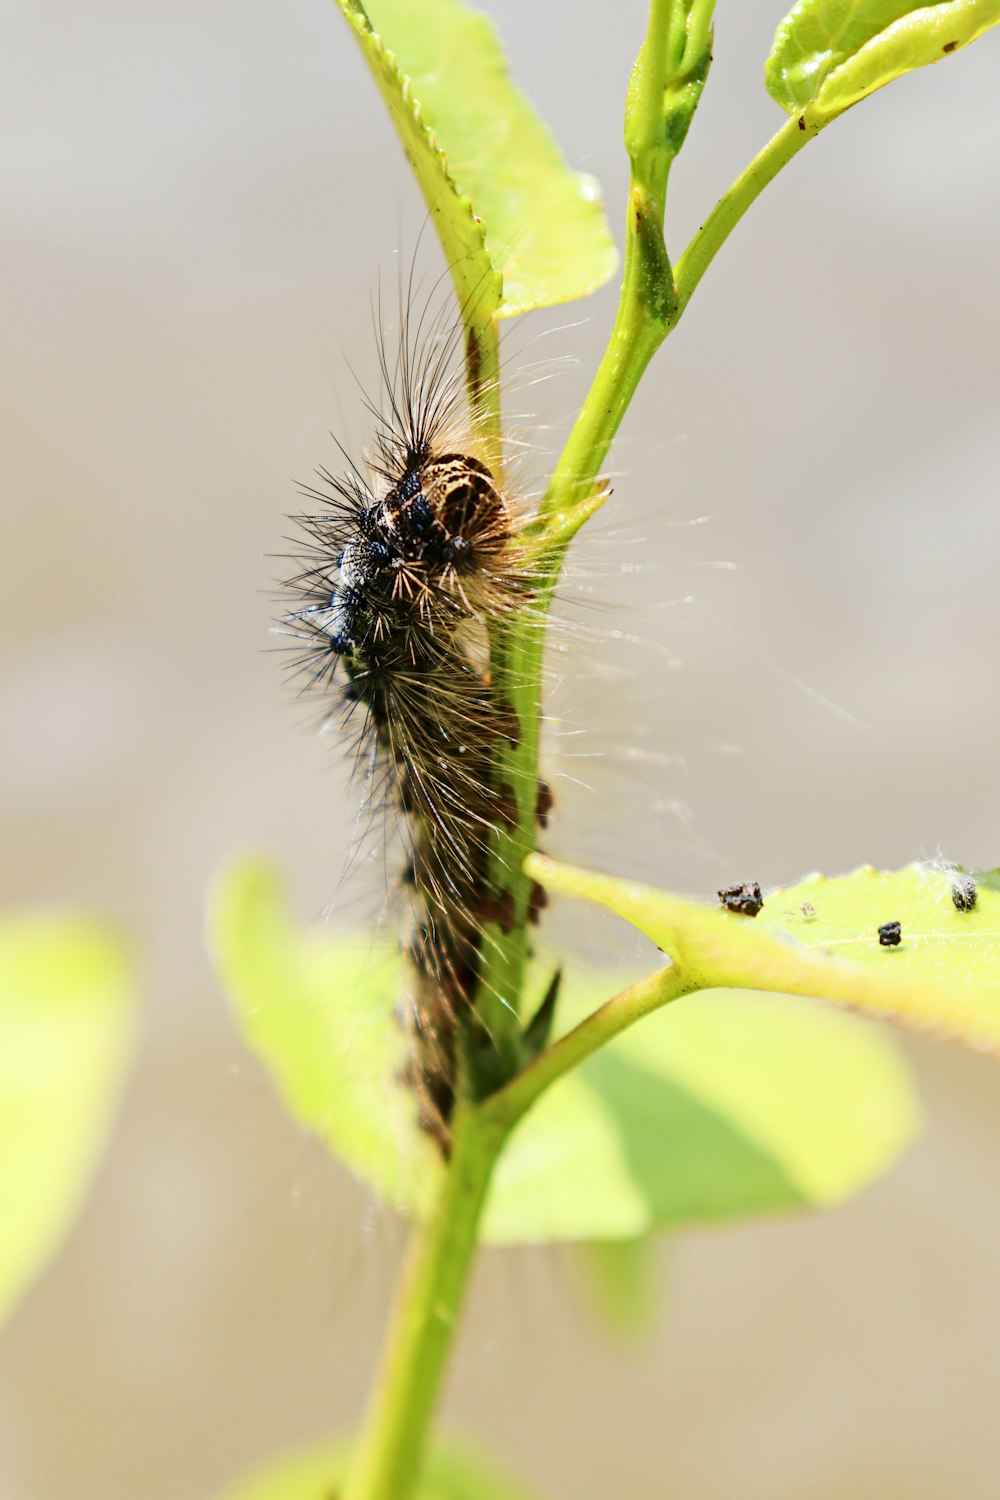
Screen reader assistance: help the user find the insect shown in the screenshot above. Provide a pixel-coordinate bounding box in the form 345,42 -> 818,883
878,920 -> 902,947
951,874 -> 977,912
278,286 -> 538,1149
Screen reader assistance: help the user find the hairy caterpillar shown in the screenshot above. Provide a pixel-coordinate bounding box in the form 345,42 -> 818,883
280,291 -> 537,1148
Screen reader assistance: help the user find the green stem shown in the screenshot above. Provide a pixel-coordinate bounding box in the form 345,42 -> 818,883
344,1106 -> 507,1500
540,1 -> 678,523
485,962 -> 692,1132
474,0 -> 683,1036
464,310 -> 503,463
462,304 -> 532,1069
349,26 -> 826,1500
673,111 -> 818,317
627,0 -> 685,226
543,110 -> 817,530
476,108 -> 821,1072
477,596 -> 549,1042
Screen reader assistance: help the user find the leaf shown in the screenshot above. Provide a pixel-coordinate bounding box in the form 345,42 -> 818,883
766,0 -> 1000,120
527,854 -> 1000,1053
216,1435 -> 544,1500
0,913 -> 136,1326
571,1235 -> 661,1342
336,0 -> 617,317
210,858 -> 919,1244
483,975 -> 918,1242
207,859 -> 440,1223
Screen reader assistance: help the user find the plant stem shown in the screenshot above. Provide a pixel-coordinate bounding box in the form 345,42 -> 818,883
464,304 -> 533,1070
627,0 -> 687,226
465,310 -> 503,463
673,111 -> 819,317
348,22 -> 827,1500
344,1105 -> 507,1500
485,962 -> 692,1132
543,108 -> 818,530
539,0 -> 679,523
474,0 -> 685,1036
477,596 -> 549,1038
475,18 -> 822,1062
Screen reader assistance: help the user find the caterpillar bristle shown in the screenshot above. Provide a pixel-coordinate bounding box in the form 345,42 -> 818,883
278,280 -> 546,1152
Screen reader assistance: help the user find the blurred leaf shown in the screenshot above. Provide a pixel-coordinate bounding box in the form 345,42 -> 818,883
216,1434 -> 544,1499
484,976 -> 919,1242
528,855 -> 1000,1052
0,913 -> 135,1326
208,859 -> 440,1222
767,0 -> 1000,120
210,859 -> 919,1244
571,1235 -> 660,1342
337,0 -> 617,317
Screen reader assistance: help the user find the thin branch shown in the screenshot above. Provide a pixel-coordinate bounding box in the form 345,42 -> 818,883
673,111 -> 818,317
484,963 -> 692,1132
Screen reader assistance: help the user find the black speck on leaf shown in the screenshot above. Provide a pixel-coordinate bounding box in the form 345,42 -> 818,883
718,881 -> 764,917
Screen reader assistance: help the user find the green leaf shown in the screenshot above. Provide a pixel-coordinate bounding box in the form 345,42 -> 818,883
571,1235 -> 661,1342
216,1435 -> 544,1500
210,859 -> 919,1244
208,859 -> 440,1222
484,974 -> 918,1242
0,913 -> 135,1326
336,0 -> 617,317
527,854 -> 1000,1053
766,0 -> 1000,120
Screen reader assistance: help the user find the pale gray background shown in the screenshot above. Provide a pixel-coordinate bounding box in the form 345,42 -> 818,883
2,2 -> 1000,1497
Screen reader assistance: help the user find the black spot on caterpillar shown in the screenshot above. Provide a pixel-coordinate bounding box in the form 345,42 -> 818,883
278,286 -> 539,1151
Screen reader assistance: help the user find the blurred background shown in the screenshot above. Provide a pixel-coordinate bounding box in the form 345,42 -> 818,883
3,1 -> 1000,1496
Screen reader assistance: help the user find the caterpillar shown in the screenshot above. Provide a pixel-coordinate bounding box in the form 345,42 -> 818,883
279,292 -> 537,1149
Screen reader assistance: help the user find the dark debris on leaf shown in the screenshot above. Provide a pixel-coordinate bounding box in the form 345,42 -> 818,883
952,875 -> 978,912
718,881 -> 764,917
878,920 -> 902,948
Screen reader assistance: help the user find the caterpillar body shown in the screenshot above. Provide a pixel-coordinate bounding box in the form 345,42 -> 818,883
281,305 -> 536,1148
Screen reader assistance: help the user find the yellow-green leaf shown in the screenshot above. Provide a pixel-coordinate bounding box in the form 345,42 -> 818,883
527,854 -> 1000,1053
571,1235 -> 661,1342
209,859 -> 919,1244
207,858 -> 440,1222
336,0 -> 617,317
483,978 -> 918,1241
767,0 -> 1000,120
216,1435 -> 544,1500
0,913 -> 136,1326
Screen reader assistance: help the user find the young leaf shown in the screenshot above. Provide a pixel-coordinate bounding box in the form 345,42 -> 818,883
215,1435 -> 544,1500
336,0 -> 617,317
766,0 -> 1000,121
209,859 -> 919,1243
0,913 -> 135,1326
527,855 -> 1000,1053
